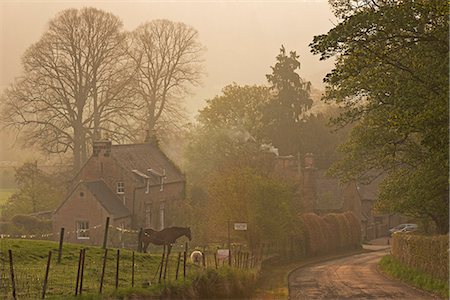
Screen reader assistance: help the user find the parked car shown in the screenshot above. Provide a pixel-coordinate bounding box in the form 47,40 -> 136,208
389,223 -> 418,236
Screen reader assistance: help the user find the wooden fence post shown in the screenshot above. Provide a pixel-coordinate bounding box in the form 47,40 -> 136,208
183,249 -> 187,280
79,248 -> 86,295
42,250 -> 52,299
132,251 -> 135,287
214,253 -> 218,269
8,250 -> 16,300
202,252 -> 206,268
115,249 -> 120,289
102,217 -> 110,249
57,228 -> 64,264
163,246 -> 171,282
99,248 -> 108,294
75,249 -> 82,296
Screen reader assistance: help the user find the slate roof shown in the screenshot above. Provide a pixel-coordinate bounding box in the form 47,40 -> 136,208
111,143 -> 184,185
84,181 -> 131,219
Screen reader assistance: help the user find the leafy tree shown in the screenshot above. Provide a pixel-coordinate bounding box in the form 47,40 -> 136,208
128,19 -> 205,135
2,162 -> 64,219
1,8 -> 136,172
263,46 -> 313,155
199,167 -> 298,246
310,0 -> 448,232
299,107 -> 352,169
198,84 -> 270,141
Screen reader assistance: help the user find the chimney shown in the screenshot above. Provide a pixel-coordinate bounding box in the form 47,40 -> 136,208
304,153 -> 315,169
92,140 -> 112,157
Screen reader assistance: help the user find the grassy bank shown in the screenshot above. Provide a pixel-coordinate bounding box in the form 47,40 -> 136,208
379,255 -> 448,299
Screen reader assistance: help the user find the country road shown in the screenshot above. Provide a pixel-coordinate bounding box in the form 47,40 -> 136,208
288,249 -> 438,299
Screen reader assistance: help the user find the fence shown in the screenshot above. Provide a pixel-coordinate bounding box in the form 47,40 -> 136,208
0,236 -> 263,299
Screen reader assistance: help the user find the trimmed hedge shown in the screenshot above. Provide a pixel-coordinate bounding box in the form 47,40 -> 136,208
392,234 -> 449,281
300,212 -> 361,255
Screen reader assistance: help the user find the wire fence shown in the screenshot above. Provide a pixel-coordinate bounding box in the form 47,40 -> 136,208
0,237 -> 263,299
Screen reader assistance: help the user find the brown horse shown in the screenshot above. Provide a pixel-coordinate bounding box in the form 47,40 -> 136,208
139,226 -> 191,253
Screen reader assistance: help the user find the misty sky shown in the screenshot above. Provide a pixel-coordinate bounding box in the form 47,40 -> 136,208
0,0 -> 336,116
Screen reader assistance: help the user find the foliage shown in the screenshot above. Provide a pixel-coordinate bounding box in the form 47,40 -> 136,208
1,162 -> 64,219
198,84 -> 270,141
192,167 -> 298,246
379,255 -> 449,299
262,46 -> 312,156
11,215 -> 52,234
310,0 -> 448,232
299,107 -> 352,169
391,233 -> 448,281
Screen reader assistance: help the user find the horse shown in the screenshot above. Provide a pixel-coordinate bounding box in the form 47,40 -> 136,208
139,226 -> 191,253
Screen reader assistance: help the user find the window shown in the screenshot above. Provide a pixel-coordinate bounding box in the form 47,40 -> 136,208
116,182 -> 125,194
76,221 -> 89,239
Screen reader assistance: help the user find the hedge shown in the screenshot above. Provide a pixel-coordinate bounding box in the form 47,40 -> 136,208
392,234 -> 449,281
300,212 -> 361,256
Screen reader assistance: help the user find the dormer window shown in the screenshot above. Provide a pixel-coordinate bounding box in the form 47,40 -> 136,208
116,182 -> 125,194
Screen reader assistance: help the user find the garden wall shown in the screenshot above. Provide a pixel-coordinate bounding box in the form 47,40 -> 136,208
392,234 -> 448,281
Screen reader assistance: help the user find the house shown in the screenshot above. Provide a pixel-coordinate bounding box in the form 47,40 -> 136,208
53,139 -> 185,245
273,153 -> 361,219
273,153 -> 409,241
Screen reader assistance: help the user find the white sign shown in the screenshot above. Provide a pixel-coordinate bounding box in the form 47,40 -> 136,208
234,223 -> 248,231
217,249 -> 230,259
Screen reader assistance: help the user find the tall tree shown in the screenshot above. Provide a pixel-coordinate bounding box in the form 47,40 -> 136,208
263,46 -> 313,156
310,0 -> 448,232
1,8 -> 136,172
128,19 -> 205,135
2,162 -> 63,219
198,84 -> 270,141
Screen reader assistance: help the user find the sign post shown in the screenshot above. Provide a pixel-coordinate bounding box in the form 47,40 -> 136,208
227,220 -> 231,266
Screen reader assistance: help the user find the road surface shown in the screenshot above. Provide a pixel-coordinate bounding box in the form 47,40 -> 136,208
288,249 -> 437,299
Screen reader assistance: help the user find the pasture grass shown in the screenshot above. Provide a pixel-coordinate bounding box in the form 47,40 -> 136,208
379,255 -> 449,299
0,238 -> 185,299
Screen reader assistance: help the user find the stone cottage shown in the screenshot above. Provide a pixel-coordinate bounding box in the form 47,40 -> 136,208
53,140 -> 185,245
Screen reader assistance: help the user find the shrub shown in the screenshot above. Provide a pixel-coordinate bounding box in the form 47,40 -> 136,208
300,212 -> 361,256
11,215 -> 52,234
392,234 -> 448,281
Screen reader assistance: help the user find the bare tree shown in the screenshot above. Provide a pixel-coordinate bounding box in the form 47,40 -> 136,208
128,19 -> 205,135
1,8 -> 136,172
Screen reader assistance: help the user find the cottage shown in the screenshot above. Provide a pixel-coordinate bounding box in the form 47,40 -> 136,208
53,140 -> 185,245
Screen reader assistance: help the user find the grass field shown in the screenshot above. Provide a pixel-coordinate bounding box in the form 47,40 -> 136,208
0,238 -> 192,299
379,255 -> 449,299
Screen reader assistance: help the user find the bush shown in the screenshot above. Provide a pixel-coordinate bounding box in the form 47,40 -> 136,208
300,212 -> 361,256
11,215 -> 52,234
392,234 -> 448,281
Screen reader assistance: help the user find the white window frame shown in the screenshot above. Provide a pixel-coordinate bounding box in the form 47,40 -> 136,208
116,182 -> 125,194
159,203 -> 165,230
145,204 -> 152,228
76,221 -> 90,239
